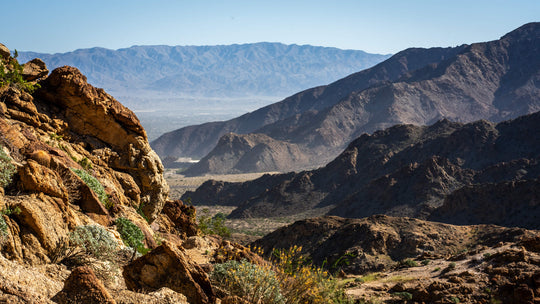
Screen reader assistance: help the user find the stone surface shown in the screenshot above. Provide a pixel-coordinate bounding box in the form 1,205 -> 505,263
123,241 -> 215,304
52,266 -> 116,304
37,66 -> 169,221
22,58 -> 49,81
0,43 -> 9,59
160,199 -> 198,238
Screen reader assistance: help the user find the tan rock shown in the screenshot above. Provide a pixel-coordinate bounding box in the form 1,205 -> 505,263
8,194 -> 70,262
52,266 -> 116,304
123,241 -> 215,304
0,43 -> 9,59
22,58 -> 48,81
37,66 -> 168,221
161,199 -> 198,238
18,160 -> 68,199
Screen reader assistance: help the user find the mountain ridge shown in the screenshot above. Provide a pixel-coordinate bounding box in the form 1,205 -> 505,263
18,42 -> 390,100
182,110 -> 540,229
173,22 -> 540,175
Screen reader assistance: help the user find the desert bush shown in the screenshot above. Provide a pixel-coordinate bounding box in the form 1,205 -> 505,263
272,246 -> 352,304
71,168 -> 111,208
211,259 -> 284,304
115,217 -> 148,255
69,225 -> 118,260
0,215 -> 8,239
393,291 -> 413,300
0,53 -> 40,93
0,147 -> 16,188
401,258 -> 418,267
212,245 -> 353,304
199,212 -> 231,237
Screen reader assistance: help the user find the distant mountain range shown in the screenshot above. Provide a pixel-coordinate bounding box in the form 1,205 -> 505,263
153,22 -> 540,175
18,43 -> 390,100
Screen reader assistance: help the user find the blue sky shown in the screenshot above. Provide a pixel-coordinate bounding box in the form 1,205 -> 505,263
4,0 -> 539,54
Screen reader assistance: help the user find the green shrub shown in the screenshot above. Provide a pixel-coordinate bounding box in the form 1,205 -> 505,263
115,217 -> 147,254
0,216 -> 8,239
199,212 -> 231,238
421,259 -> 430,266
211,259 -> 284,304
71,168 -> 110,208
69,225 -> 118,259
0,54 -> 40,93
402,259 -> 418,267
0,147 -> 16,188
393,292 -> 413,300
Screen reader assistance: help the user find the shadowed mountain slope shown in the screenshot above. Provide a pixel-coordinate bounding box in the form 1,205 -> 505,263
182,111 -> 540,229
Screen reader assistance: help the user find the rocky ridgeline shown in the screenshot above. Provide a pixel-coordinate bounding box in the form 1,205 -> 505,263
0,43 -> 235,303
183,112 -> 540,230
254,215 -> 540,303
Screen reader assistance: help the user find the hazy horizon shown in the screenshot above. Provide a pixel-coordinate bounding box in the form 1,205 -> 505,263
4,0 -> 538,55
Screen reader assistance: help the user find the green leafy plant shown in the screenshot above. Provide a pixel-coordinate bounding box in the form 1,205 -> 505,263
77,157 -> 93,170
115,217 -> 148,255
393,292 -> 413,300
401,259 -> 418,268
421,259 -> 430,266
0,53 -> 40,93
0,147 -> 16,188
71,168 -> 110,208
0,216 -> 8,239
450,296 -> 460,303
199,212 -> 231,237
1,206 -> 21,216
69,225 -> 118,259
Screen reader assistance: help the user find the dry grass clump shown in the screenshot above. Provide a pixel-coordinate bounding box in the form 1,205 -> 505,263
211,245 -> 353,304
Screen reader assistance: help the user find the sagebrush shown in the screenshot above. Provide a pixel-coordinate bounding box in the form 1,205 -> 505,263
0,147 -> 16,188
69,224 -> 118,259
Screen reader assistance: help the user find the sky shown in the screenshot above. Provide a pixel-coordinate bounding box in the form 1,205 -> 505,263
3,0 -> 539,55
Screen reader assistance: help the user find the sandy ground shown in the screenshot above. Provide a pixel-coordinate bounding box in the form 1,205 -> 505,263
165,170 -> 292,243
165,169 -> 279,199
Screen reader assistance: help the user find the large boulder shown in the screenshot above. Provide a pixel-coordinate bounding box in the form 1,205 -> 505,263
36,66 -> 168,221
123,241 -> 215,304
22,58 -> 48,81
52,266 -> 116,304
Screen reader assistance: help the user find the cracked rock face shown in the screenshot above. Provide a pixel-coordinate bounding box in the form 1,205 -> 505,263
37,66 -> 169,221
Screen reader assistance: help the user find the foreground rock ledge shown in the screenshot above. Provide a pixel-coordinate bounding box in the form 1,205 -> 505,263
123,241 -> 215,304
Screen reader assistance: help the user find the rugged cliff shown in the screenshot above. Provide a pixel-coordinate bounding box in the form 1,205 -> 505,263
0,44 -> 217,303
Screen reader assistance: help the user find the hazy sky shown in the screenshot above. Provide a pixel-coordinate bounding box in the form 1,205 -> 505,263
4,0 -> 539,54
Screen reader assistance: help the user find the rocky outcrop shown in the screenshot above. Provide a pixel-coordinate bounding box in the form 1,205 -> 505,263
37,66 -> 168,221
0,45 -> 195,303
22,58 -> 48,81
160,22 -> 540,175
158,199 -> 198,238
123,241 -> 215,304
253,215 -> 539,274
184,111 -> 540,229
52,266 -> 116,304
